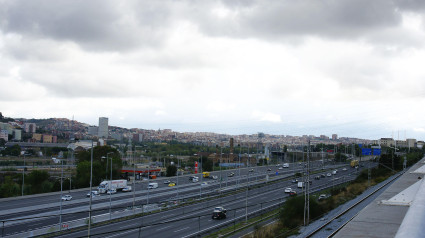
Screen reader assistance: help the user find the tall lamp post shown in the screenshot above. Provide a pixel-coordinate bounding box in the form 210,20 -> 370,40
88,140 -> 94,237
103,152 -> 113,220
21,154 -> 26,196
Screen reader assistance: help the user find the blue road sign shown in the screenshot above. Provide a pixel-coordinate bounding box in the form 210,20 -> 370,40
373,149 -> 381,155
362,148 -> 372,155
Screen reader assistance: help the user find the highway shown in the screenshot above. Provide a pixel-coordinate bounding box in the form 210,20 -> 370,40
0,161 -> 371,237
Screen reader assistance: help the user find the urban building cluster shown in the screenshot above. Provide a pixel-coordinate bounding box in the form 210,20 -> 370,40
1,113 -> 424,151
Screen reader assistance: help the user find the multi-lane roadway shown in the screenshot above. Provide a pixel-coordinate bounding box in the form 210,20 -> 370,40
0,160 -> 373,237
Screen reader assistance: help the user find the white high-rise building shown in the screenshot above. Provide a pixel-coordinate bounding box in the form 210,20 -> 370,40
98,117 -> 108,138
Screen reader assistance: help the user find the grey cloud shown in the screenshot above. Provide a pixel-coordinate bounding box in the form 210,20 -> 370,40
1,0 -> 424,53
0,0 -> 174,51
192,0 -> 402,40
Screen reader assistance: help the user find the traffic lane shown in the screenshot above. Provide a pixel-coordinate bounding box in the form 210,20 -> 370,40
4,163 -> 356,235
61,171 -> 358,238
57,176 -> 302,238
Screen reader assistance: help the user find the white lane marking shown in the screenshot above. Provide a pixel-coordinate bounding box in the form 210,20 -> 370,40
161,213 -> 175,218
156,225 -> 173,231
120,224 -> 136,229
174,227 -> 190,233
105,229 -> 137,238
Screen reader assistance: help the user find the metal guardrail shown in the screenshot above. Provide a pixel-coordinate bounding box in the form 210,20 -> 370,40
305,171 -> 404,238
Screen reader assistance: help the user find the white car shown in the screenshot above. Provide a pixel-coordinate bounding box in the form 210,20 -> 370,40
86,191 -> 99,197
163,180 -> 171,184
107,188 -> 117,194
201,182 -> 208,186
332,170 -> 337,175
327,173 -> 332,177
284,188 -> 292,193
62,195 -> 72,201
122,186 -> 132,192
342,168 -> 347,171
279,167 -> 283,170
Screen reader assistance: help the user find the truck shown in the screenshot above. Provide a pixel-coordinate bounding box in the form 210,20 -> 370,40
203,172 -> 210,178
350,160 -> 359,168
149,175 -> 157,179
98,180 -> 127,193
148,182 -> 158,189
297,182 -> 304,188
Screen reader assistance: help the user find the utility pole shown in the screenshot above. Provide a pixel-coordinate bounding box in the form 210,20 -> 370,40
304,140 -> 310,226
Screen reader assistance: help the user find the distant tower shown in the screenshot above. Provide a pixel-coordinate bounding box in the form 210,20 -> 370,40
98,117 -> 109,138
230,138 -> 234,154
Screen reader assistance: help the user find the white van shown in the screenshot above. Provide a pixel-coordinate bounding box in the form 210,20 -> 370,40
148,183 -> 158,189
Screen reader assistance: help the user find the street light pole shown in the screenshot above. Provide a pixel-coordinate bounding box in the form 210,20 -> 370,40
88,140 -> 94,237
21,154 -> 25,196
59,159 -> 63,231
108,152 -> 113,220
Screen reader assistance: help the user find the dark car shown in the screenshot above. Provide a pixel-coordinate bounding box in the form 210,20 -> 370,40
212,207 -> 227,219
320,174 -> 326,178
314,176 -> 320,180
212,211 -> 226,219
289,191 -> 297,196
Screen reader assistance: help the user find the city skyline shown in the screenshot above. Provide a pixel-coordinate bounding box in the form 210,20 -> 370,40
1,1 -> 425,140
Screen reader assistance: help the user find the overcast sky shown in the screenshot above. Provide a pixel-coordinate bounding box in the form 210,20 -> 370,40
1,0 -> 425,140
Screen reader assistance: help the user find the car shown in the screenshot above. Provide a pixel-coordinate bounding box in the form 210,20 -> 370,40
342,168 -> 347,171
249,169 -> 254,172
279,167 -> 283,170
107,188 -> 117,194
314,176 -> 320,180
201,182 -> 208,186
284,187 -> 292,193
228,172 -> 235,177
291,179 -> 298,183
86,191 -> 99,197
321,174 -> 326,178
267,168 -> 272,171
327,173 -> 332,177
122,186 -> 132,192
283,163 -> 289,168
318,194 -> 328,201
212,210 -> 226,220
168,183 -> 176,187
164,180 -> 171,184
289,191 -> 297,196
62,195 -> 72,201
212,175 -> 218,180
332,170 -> 337,175
276,164 -> 280,167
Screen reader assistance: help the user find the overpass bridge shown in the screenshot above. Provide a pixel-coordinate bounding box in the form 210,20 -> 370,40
5,142 -> 69,148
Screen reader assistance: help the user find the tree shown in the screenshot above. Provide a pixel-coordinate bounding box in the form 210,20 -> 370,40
0,176 -> 20,198
166,165 -> 177,177
2,145 -> 21,156
279,196 -> 323,228
201,157 -> 213,171
26,170 -> 51,194
75,146 -> 123,188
